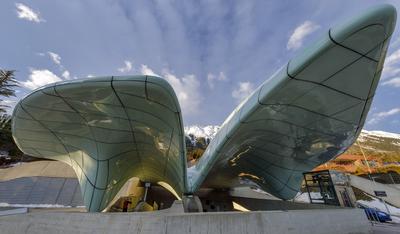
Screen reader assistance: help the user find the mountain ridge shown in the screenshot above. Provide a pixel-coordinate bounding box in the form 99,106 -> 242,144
184,125 -> 400,176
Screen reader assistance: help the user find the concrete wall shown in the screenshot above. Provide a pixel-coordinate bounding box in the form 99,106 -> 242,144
0,177 -> 83,207
0,161 -> 76,181
349,174 -> 400,207
0,208 -> 371,234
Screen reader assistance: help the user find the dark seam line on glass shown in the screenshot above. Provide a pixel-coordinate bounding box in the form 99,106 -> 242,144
20,133 -> 161,161
306,101 -> 364,127
254,145 -> 321,166
124,89 -> 177,113
15,111 -> 172,135
251,145 -> 320,164
21,131 -> 136,144
146,80 -> 181,112
111,76 -> 145,182
21,145 -> 100,190
54,178 -> 67,204
244,159 -> 298,192
321,55 -> 376,83
328,27 -> 385,63
19,104 -> 74,167
259,103 -> 355,126
70,179 -> 80,205
242,118 -> 337,137
356,38 -> 390,133
144,75 -> 149,99
16,130 -> 135,145
286,65 -> 365,101
38,91 -> 175,131
286,28 -> 384,83
280,171 -> 298,193
250,136 -> 297,150
177,113 -> 188,192
54,86 -> 101,211
38,85 -> 176,125
238,128 -> 297,142
245,152 -> 308,172
163,130 -> 174,177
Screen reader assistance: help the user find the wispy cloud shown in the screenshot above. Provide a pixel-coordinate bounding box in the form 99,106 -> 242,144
62,70 -> 71,80
140,64 -> 159,76
118,60 -> 133,73
287,21 -> 319,50
232,81 -> 254,103
162,69 -> 201,115
48,52 -> 61,65
383,48 -> 400,79
207,72 -> 227,89
140,64 -> 201,116
382,77 -> 400,88
367,108 -> 400,125
15,3 -> 44,23
39,51 -> 74,79
22,69 -> 62,90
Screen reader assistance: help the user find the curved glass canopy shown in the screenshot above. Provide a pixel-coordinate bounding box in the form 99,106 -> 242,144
12,76 -> 187,211
12,4 -> 397,211
188,4 -> 397,199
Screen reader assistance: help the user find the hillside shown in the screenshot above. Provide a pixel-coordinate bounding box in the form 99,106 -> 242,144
185,126 -> 400,177
314,130 -> 400,176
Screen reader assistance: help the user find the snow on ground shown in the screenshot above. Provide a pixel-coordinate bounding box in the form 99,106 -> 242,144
0,203 -> 72,208
293,192 -> 324,203
357,197 -> 400,216
295,192 -> 400,223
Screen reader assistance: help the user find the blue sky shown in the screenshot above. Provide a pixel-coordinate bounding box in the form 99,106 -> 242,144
1,1 -> 400,132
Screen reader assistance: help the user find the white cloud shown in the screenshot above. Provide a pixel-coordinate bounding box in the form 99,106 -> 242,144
139,64 -> 201,116
385,49 -> 400,65
62,70 -> 71,80
22,69 -> 62,90
382,77 -> 400,87
207,72 -> 227,89
367,108 -> 400,125
287,21 -> 320,50
140,64 -> 159,76
2,99 -> 17,105
162,69 -> 202,115
232,81 -> 254,103
118,60 -> 133,73
15,3 -> 44,23
48,52 -> 61,65
383,49 -> 400,78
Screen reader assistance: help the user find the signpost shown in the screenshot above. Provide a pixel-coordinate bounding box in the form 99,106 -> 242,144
374,191 -> 387,197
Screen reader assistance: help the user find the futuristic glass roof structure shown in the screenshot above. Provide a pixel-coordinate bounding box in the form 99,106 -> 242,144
12,4 -> 397,211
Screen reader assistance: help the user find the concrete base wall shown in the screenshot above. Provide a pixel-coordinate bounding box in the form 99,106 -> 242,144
349,174 -> 400,207
0,208 -> 371,234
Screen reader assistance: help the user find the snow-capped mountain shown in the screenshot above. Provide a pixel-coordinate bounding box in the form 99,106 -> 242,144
360,130 -> 400,142
185,126 -> 400,177
184,125 -> 400,143
184,125 -> 220,139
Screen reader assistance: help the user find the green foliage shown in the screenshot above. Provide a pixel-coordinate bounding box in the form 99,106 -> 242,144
0,114 -> 24,165
0,70 -> 25,165
0,70 -> 18,113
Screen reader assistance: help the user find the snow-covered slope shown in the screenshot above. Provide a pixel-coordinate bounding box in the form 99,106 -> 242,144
360,130 -> 400,141
184,125 -> 220,139
184,126 -> 400,142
